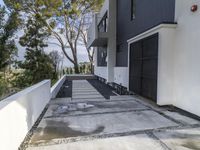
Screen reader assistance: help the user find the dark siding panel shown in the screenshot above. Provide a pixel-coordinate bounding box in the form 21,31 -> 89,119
129,42 -> 142,94
116,43 -> 128,66
116,0 -> 175,66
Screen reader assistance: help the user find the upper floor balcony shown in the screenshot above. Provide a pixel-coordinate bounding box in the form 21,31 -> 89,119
87,13 -> 109,48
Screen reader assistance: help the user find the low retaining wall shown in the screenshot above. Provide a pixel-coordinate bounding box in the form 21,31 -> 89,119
51,75 -> 66,99
0,80 -> 51,150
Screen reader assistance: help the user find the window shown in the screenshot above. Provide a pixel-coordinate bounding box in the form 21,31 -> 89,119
131,0 -> 136,20
98,12 -> 108,32
97,47 -> 107,66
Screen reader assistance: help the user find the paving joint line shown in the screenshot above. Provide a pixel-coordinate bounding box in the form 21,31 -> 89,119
28,124 -> 200,148
134,99 -> 187,126
55,98 -> 138,104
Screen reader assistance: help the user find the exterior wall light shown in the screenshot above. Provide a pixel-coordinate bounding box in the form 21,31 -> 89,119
191,5 -> 198,12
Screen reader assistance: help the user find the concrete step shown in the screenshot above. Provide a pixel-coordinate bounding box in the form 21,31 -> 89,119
73,89 -> 98,92
110,95 -> 136,101
72,92 -> 101,96
71,97 -> 106,102
49,98 -> 72,105
72,94 -> 104,99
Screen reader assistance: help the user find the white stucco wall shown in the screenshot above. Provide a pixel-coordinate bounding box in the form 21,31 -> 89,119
114,67 -> 129,88
94,67 -> 108,80
172,0 -> 200,116
0,80 -> 51,150
157,27 -> 176,105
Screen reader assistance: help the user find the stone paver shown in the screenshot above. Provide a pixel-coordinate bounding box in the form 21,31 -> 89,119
72,80 -> 105,101
23,80 -> 200,150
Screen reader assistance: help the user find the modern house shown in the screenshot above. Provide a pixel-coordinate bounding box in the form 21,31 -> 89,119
87,0 -> 200,117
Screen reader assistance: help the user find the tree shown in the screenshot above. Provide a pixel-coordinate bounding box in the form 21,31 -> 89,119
0,5 -> 21,99
69,67 -> 73,74
79,16 -> 95,74
15,14 -> 55,87
49,50 -> 62,79
0,6 -> 20,74
15,50 -> 55,88
63,69 -> 65,75
4,0 -> 104,74
79,2 -> 104,74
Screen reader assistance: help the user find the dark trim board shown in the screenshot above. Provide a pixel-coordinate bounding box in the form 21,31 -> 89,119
129,33 -> 159,102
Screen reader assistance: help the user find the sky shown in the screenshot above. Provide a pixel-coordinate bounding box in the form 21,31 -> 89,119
0,0 -> 89,67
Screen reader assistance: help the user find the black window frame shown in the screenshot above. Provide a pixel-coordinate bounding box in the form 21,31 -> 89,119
131,0 -> 136,20
98,12 -> 108,33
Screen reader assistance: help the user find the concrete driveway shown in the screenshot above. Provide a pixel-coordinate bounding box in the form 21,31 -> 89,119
24,80 -> 200,150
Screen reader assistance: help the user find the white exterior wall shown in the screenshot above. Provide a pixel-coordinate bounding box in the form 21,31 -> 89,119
94,0 -> 116,82
172,0 -> 200,116
0,80 -> 51,150
157,28 -> 176,105
94,67 -> 108,80
114,67 -> 129,88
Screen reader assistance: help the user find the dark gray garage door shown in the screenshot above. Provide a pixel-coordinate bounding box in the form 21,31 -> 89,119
129,33 -> 158,102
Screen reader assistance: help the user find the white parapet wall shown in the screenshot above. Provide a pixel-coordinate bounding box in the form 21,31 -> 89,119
51,75 -> 66,99
114,67 -> 129,88
0,80 -> 51,150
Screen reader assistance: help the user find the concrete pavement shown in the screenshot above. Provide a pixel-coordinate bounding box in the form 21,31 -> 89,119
23,80 -> 200,150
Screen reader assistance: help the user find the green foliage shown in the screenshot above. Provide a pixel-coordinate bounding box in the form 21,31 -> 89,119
0,74 -> 7,99
64,62 -> 92,75
19,16 -> 49,50
69,67 -> 73,74
49,50 -> 62,79
14,50 -> 55,88
0,6 -> 20,71
14,14 -> 55,88
0,5 -> 21,99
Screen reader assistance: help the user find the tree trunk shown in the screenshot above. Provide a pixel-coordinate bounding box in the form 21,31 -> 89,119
90,63 -> 94,74
74,63 -> 79,74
